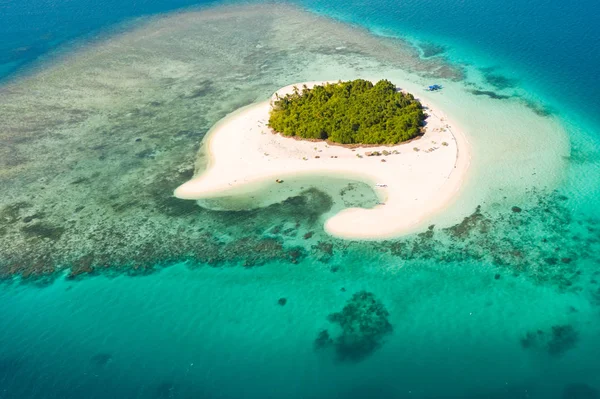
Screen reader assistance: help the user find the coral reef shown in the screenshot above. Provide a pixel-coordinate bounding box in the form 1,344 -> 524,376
315,291 -> 393,362
520,324 -> 579,356
0,3 -> 460,284
562,383 -> 599,399
0,4 -> 596,306
382,189 -> 596,292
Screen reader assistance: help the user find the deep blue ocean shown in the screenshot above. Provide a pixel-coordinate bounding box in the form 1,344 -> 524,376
1,0 -> 600,398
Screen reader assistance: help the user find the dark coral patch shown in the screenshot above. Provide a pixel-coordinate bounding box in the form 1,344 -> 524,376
562,383 -> 599,399
315,291 -> 392,362
20,222 -> 65,241
521,324 -> 579,356
469,89 -> 512,100
481,69 -> 518,90
90,353 -> 113,367
314,329 -> 333,350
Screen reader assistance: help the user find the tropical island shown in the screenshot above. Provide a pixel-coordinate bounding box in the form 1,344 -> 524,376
175,80 -> 470,239
269,79 -> 425,144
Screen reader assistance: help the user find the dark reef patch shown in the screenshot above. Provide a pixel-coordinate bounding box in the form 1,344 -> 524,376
20,222 -> 65,241
522,99 -> 554,117
383,190 -> 590,292
90,353 -> 113,367
180,79 -> 216,99
315,291 -> 392,362
480,68 -> 519,90
418,42 -> 446,58
520,324 -> 579,356
469,89 -> 512,100
443,205 -> 491,238
158,196 -> 200,217
562,383 -> 599,399
0,201 -> 32,225
311,241 -> 335,263
314,329 -> 333,350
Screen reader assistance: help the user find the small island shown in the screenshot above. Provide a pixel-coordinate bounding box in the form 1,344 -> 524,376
175,80 -> 470,239
269,80 -> 425,144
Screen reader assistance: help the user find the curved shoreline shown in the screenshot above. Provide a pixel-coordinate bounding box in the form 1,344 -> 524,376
175,81 -> 471,239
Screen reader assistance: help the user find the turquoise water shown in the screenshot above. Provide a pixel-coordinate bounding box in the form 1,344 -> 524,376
1,1 -> 600,398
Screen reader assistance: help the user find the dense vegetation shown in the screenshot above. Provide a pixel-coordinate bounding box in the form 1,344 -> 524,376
268,79 -> 425,145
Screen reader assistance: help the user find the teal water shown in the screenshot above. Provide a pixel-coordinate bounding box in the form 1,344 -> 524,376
1,1 -> 600,398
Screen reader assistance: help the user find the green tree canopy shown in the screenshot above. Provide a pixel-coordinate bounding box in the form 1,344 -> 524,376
268,79 -> 425,145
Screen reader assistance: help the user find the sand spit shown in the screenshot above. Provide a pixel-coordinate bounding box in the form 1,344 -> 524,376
175,82 -> 471,239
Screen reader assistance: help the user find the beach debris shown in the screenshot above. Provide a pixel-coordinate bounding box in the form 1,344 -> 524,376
382,150 -> 390,156
413,147 -> 420,152
442,142 -> 449,146
375,183 -> 387,188
392,150 -> 400,155
315,155 -> 320,159
275,179 -> 284,184
356,154 -> 363,158
381,159 -> 386,162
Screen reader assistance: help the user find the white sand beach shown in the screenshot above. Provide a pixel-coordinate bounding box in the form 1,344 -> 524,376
175,82 -> 471,239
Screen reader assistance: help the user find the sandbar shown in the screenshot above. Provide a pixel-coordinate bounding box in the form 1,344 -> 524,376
175,82 -> 471,239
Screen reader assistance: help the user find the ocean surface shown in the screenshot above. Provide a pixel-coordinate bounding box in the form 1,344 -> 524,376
1,1 -> 599,398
